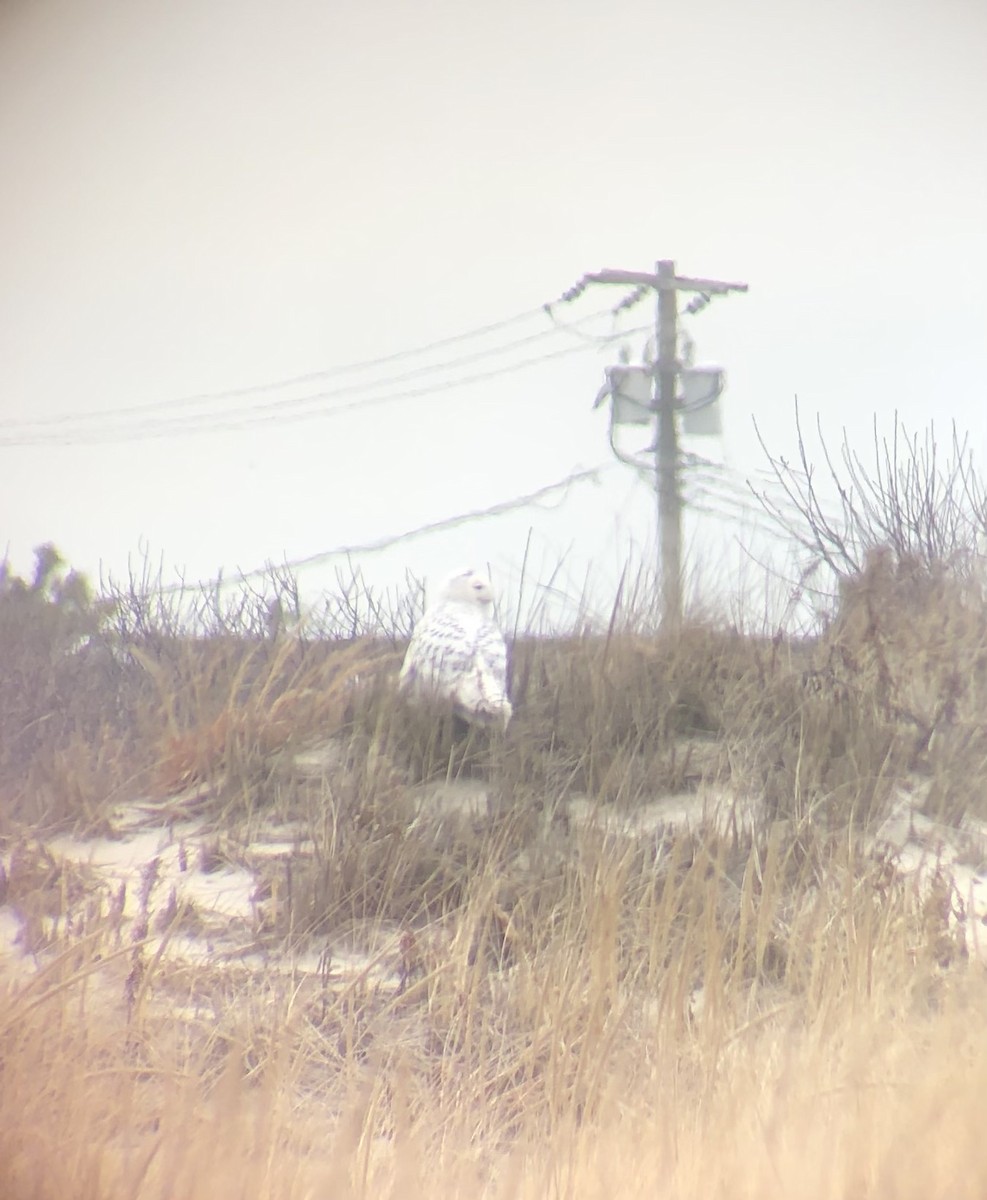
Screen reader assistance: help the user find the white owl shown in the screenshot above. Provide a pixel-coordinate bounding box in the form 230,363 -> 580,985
399,568 -> 513,729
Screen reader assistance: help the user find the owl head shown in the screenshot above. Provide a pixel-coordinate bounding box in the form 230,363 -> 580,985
437,568 -> 495,608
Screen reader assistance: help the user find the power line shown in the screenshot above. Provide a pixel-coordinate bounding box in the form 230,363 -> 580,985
682,461 -> 849,548
149,463 -> 615,595
542,299 -> 642,345
4,302 -> 633,435
8,305 -> 545,430
1,329 -> 650,447
3,325 -> 651,447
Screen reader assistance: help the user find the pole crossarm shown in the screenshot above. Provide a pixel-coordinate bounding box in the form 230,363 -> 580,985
673,274 -> 748,295
583,268 -> 748,295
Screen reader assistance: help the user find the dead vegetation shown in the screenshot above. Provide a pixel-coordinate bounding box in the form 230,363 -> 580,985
4,418 -> 987,1197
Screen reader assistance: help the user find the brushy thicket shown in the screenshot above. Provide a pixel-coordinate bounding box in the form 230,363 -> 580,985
5,418 -> 987,1198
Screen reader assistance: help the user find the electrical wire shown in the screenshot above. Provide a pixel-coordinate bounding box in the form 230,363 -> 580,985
6,304 -> 544,430
151,462 -> 617,595
1,328 -> 651,447
543,295 -> 647,344
684,462 -> 847,539
4,302 -> 637,436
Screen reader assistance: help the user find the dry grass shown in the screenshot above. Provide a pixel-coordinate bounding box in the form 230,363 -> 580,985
2,821 -> 984,1199
5,544 -> 987,1197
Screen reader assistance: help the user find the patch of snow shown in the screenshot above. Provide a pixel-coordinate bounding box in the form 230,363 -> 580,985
872,787 -> 987,961
245,840 -> 316,860
409,779 -> 493,820
566,786 -> 764,842
293,738 -> 348,777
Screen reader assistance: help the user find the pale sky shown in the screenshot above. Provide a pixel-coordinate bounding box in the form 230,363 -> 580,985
1,0 -> 985,627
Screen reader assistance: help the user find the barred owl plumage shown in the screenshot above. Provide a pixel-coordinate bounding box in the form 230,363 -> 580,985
399,569 -> 513,729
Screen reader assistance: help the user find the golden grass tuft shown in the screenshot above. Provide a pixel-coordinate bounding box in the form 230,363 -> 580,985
143,637 -> 400,797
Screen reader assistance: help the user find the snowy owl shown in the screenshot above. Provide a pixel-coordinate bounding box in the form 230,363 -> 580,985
399,569 -> 513,729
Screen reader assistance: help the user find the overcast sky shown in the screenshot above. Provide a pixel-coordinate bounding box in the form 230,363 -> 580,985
1,0 -> 985,627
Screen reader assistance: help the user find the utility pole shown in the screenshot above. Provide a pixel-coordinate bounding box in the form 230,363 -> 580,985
655,260 -> 681,626
577,261 -> 748,626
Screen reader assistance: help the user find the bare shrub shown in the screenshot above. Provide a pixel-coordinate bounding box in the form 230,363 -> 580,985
754,407 -> 986,601
754,411 -> 987,820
